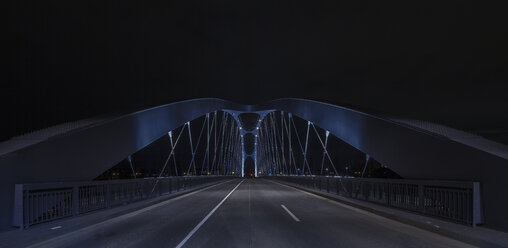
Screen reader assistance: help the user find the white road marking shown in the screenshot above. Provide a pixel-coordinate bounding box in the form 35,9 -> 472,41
268,180 -> 477,248
50,226 -> 62,230
281,204 -> 300,222
175,180 -> 244,248
27,180 -> 232,248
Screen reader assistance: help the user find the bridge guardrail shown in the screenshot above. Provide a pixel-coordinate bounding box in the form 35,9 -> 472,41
12,176 -> 233,229
272,176 -> 483,226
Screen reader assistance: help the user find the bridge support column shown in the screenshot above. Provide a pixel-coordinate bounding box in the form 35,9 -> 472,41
254,134 -> 258,177
241,134 -> 245,177
222,110 -> 273,178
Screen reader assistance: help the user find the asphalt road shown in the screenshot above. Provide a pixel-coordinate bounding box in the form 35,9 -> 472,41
24,179 -> 475,248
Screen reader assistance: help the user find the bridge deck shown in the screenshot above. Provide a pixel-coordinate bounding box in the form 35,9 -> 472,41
0,179 -> 479,248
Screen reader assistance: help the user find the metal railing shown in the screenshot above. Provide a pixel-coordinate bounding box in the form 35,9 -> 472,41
13,176 -> 232,229
273,176 -> 483,226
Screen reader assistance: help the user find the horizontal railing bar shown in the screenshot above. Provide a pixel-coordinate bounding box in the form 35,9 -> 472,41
20,176 -> 227,191
277,175 -> 476,188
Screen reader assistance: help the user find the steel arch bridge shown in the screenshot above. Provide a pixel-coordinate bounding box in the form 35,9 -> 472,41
1,98 -> 508,232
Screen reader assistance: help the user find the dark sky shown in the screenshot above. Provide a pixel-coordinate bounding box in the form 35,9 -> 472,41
2,1 -> 507,142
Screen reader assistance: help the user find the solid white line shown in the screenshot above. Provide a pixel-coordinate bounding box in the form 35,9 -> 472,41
175,180 -> 244,248
281,204 -> 300,222
27,180 -> 232,248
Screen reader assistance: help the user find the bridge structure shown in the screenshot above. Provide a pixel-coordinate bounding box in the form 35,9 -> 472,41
1,98 -> 508,247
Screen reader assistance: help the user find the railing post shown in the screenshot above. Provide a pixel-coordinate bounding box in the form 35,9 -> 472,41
387,183 -> 392,206
72,186 -> 79,216
418,183 -> 425,213
12,184 -> 24,229
105,184 -> 111,208
326,178 -> 330,193
472,182 -> 483,227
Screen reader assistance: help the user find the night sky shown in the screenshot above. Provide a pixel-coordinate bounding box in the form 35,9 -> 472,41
2,1 -> 507,143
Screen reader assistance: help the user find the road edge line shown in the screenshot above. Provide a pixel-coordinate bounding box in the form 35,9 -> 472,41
266,179 -> 499,248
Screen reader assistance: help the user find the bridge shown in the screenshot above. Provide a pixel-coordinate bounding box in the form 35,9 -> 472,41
1,98 -> 508,247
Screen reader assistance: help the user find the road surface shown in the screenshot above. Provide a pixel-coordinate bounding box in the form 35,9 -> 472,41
24,179 -> 475,248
